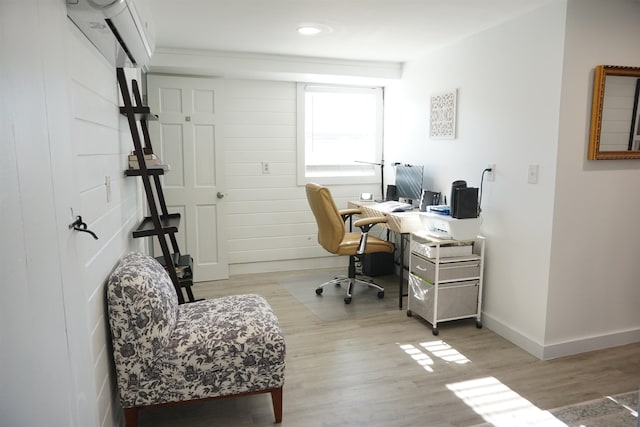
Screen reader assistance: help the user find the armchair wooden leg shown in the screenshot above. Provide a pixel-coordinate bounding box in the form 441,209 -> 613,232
124,407 -> 138,427
270,387 -> 283,423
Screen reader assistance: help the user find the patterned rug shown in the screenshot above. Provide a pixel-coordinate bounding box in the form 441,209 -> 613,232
550,390 -> 638,427
471,391 -> 638,427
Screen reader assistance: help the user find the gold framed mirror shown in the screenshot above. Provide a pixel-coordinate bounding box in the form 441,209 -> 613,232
588,65 -> 640,160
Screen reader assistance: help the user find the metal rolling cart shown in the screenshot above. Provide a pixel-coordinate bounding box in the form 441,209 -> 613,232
407,231 -> 485,335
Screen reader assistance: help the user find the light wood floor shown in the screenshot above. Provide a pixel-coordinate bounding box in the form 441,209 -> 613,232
139,268 -> 640,427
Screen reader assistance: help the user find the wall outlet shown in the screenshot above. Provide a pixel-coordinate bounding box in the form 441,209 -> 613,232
528,164 -> 539,184
261,161 -> 270,174
487,164 -> 495,181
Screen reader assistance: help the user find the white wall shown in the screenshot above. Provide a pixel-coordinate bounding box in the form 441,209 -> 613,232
546,0 -> 640,356
68,22 -> 144,427
1,1 -> 141,426
386,0 -> 640,359
384,1 -> 567,357
1,2 -> 77,425
223,79 -> 377,275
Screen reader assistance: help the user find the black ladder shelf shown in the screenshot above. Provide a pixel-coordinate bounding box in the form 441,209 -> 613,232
116,68 -> 196,304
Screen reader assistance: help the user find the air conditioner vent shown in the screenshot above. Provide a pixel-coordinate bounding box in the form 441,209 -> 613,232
67,0 -> 155,68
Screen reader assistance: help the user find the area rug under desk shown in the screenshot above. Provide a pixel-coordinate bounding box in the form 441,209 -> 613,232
279,269 -> 399,321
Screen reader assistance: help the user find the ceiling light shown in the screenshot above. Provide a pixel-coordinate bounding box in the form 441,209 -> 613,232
297,26 -> 322,36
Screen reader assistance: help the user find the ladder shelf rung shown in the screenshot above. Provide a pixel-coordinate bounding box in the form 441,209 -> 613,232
132,213 -> 181,237
119,105 -> 158,121
124,167 -> 166,176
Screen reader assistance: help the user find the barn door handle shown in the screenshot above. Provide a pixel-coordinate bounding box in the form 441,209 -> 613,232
69,216 -> 99,240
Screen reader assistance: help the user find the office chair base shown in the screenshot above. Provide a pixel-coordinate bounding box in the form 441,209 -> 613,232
315,274 -> 376,289
315,276 -> 385,304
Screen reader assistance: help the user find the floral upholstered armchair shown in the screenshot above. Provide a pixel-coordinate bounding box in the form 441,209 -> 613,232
106,253 -> 286,426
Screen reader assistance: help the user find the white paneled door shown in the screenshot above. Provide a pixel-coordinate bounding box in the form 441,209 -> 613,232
147,74 -> 228,281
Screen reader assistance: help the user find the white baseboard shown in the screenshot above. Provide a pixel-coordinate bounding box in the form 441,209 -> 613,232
229,256 -> 347,276
542,327 -> 640,360
481,312 -> 545,359
482,311 -> 640,360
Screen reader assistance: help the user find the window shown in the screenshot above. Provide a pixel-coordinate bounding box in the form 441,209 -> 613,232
297,83 -> 383,185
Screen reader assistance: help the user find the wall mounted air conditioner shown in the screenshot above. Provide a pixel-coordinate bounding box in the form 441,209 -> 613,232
67,0 -> 155,68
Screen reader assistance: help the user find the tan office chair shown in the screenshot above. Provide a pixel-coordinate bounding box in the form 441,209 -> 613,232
305,183 -> 395,304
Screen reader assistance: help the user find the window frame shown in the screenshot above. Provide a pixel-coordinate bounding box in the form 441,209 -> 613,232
296,82 -> 383,185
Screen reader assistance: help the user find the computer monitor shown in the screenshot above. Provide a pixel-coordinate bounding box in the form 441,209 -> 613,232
395,164 -> 424,204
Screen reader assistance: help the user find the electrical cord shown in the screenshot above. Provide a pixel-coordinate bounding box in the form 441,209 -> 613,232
478,167 -> 492,215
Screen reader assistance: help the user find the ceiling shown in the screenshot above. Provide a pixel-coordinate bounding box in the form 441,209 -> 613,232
149,0 -> 554,64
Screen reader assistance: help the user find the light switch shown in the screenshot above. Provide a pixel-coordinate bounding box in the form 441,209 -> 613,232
105,175 -> 112,202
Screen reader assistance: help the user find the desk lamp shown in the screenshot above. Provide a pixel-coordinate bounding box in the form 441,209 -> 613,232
354,159 -> 384,201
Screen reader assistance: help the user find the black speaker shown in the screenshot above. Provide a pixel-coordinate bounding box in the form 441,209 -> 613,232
450,180 -> 467,207
452,187 -> 479,219
385,184 -> 398,201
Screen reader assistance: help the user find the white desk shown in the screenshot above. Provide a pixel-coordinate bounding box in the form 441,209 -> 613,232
348,200 -> 423,308
350,201 -> 424,234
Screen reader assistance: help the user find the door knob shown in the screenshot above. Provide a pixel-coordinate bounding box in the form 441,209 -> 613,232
217,192 -> 225,199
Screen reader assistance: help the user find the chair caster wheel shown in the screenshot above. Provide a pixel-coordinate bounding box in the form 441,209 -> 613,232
406,310 -> 413,317
377,291 -> 384,299
344,297 -> 352,304
476,320 -> 483,329
315,288 -> 323,295
432,328 -> 439,336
